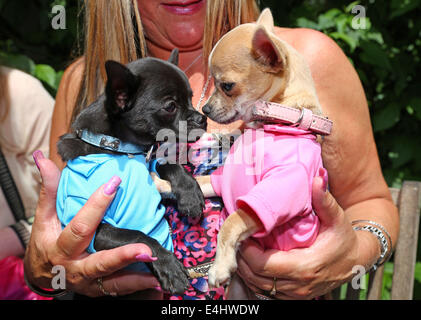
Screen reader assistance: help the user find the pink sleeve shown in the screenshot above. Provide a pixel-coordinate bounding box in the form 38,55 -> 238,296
236,164 -> 311,237
210,166 -> 223,197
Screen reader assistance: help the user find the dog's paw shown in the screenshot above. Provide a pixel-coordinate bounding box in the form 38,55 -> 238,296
175,178 -> 205,218
157,164 -> 205,218
208,260 -> 236,289
177,190 -> 205,218
208,245 -> 238,289
149,247 -> 190,295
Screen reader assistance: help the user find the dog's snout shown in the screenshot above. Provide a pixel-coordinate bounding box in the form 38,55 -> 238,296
202,104 -> 211,116
197,114 -> 207,125
190,112 -> 207,124
187,111 -> 208,130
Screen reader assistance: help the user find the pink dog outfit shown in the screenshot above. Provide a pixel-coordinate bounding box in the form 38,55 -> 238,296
211,124 -> 327,251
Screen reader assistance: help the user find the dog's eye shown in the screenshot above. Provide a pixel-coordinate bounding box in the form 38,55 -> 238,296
164,102 -> 177,114
221,82 -> 235,93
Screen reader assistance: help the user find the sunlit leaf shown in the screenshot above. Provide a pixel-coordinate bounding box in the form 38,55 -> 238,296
34,64 -> 57,88
330,32 -> 358,51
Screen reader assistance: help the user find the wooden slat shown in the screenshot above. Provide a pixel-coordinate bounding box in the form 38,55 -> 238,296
344,187 -> 400,300
389,188 -> 400,206
367,265 -> 385,300
345,284 -> 360,300
366,187 -> 399,299
391,181 -> 421,300
326,183 -> 420,300
330,286 -> 341,300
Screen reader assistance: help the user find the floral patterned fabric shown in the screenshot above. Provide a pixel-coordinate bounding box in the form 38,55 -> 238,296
162,134 -> 234,300
165,195 -> 225,300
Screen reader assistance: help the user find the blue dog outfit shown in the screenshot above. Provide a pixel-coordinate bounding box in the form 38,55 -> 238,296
56,131 -> 173,272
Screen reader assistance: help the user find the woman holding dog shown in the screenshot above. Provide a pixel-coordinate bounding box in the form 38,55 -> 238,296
24,0 -> 398,300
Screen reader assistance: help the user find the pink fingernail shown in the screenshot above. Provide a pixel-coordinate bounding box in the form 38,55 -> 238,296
135,254 -> 158,262
154,286 -> 163,292
103,176 -> 122,195
32,150 -> 45,170
319,168 -> 328,192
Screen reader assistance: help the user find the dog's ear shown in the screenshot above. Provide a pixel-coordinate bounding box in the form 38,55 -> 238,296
168,48 -> 179,66
105,60 -> 137,112
251,26 -> 286,74
256,8 -> 274,32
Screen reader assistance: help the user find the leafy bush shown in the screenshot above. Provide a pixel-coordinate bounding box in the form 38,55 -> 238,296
263,0 -> 421,188
1,0 -> 420,299
0,0 -> 79,94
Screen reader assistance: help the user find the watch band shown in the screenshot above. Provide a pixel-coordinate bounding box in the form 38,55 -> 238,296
352,220 -> 393,270
24,272 -> 67,298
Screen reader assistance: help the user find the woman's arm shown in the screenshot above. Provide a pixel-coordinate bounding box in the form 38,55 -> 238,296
49,58 -> 84,169
301,28 -> 398,249
237,28 -> 399,299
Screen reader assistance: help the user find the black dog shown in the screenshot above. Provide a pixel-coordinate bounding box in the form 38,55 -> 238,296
57,49 -> 206,295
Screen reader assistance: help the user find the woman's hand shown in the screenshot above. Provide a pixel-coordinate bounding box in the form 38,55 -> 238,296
236,175 -> 377,300
24,151 -> 162,297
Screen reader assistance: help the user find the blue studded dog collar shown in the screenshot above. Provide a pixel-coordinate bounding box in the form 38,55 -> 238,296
76,129 -> 149,155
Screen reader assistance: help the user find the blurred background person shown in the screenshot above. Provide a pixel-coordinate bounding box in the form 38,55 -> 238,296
0,66 -> 53,299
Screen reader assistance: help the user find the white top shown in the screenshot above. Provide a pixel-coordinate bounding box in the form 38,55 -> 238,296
0,67 -> 54,227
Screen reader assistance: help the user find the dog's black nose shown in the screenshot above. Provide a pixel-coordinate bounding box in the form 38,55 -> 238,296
193,113 -> 207,126
189,111 -> 207,128
202,104 -> 211,115
198,114 -> 207,125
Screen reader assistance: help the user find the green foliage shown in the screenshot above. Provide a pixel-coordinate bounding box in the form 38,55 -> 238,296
0,49 -> 63,95
414,262 -> 421,298
380,262 -> 394,300
260,0 -> 421,188
0,0 -> 79,94
1,0 -> 421,299
290,0 -> 421,189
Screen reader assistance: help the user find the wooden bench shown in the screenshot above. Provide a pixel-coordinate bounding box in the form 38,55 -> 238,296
332,181 -> 421,300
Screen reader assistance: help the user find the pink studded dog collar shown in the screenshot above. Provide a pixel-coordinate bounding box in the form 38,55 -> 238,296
251,100 -> 333,135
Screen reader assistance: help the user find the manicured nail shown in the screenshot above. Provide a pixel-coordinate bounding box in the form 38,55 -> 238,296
154,286 -> 163,292
32,150 -> 45,170
135,254 -> 158,262
319,168 -> 328,192
103,176 -> 122,195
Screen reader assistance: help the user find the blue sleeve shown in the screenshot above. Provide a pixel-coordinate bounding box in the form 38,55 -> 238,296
148,158 -> 166,176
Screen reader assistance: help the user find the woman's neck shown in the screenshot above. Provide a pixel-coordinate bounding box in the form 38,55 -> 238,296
146,40 -> 204,74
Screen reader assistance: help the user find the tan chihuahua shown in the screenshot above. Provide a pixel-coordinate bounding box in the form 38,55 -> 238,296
201,8 -> 327,299
202,8 -> 322,125
153,8 -> 330,299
